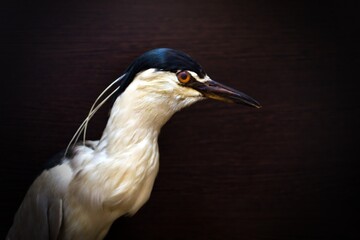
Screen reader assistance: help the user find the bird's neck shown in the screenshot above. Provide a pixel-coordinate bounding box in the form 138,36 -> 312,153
96,83 -> 177,156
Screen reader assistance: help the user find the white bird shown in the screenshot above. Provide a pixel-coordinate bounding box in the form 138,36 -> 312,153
7,48 -> 261,240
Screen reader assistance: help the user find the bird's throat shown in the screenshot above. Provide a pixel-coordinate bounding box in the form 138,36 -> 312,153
96,83 -> 176,156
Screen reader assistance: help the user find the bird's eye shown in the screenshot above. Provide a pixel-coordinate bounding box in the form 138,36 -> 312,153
176,71 -> 191,84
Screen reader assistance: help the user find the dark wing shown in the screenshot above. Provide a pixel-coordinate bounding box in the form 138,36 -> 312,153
7,188 -> 64,240
7,162 -> 71,240
48,199 -> 63,239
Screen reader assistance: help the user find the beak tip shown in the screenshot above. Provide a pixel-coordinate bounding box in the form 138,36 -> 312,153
254,101 -> 262,109
240,99 -> 261,109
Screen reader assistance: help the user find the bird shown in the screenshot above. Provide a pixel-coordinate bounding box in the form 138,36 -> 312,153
7,48 -> 261,240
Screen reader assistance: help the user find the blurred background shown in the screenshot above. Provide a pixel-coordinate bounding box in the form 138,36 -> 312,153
1,0 -> 358,239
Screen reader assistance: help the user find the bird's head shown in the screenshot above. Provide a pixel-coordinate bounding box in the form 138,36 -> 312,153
116,48 -> 261,112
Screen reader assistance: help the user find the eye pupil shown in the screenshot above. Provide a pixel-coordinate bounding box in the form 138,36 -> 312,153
180,72 -> 187,80
177,71 -> 191,83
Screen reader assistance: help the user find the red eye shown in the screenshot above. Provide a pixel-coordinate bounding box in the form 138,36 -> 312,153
177,71 -> 191,83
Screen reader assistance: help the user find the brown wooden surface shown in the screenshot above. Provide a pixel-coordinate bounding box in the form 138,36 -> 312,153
1,1 -> 359,239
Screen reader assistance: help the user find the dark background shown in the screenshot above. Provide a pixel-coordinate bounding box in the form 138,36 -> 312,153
1,0 -> 359,239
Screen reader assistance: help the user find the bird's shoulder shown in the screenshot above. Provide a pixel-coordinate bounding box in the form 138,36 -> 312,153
43,140 -> 98,171
43,149 -> 67,170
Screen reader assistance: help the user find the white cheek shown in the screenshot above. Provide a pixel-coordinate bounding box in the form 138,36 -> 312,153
174,96 -> 201,110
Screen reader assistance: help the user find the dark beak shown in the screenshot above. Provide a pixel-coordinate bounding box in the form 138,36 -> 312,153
190,79 -> 261,108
